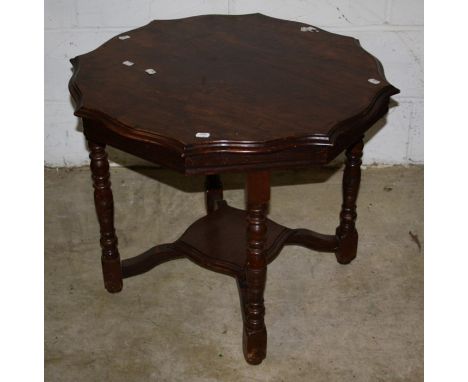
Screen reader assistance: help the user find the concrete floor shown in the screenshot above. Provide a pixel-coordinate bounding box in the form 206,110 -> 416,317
45,165 -> 423,382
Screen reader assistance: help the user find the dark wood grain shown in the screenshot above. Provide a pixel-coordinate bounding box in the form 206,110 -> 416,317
335,139 -> 364,264
73,14 -> 399,366
121,244 -> 183,278
285,229 -> 339,252
88,141 -> 123,293
70,14 -> 399,175
175,201 -> 289,277
119,202 -> 339,280
243,172 -> 270,364
205,174 -> 223,213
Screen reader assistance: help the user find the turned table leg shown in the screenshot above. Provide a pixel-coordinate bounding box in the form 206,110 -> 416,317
243,171 -> 270,365
335,139 -> 364,264
205,174 -> 223,213
88,141 -> 123,293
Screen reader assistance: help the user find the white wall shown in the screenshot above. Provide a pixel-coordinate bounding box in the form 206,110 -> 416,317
45,0 -> 423,167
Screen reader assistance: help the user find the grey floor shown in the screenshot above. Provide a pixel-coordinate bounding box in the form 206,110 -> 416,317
45,165 -> 423,382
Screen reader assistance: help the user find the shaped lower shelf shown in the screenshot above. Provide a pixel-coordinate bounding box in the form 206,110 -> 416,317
122,202 -> 338,279
175,203 -> 291,276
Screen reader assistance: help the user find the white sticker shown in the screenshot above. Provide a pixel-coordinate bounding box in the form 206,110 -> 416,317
118,35 -> 131,40
300,26 -> 318,32
368,78 -> 381,85
145,68 -> 157,75
122,60 -> 134,66
195,132 -> 210,138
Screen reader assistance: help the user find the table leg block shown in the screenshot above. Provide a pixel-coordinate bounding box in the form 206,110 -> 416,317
242,171 -> 270,365
89,140 -> 123,293
335,139 -> 363,265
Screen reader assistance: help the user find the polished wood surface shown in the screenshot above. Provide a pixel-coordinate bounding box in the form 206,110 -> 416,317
120,202 -> 338,280
71,14 -> 399,365
117,199 -> 343,365
335,139 -> 364,264
70,14 -> 399,174
243,172 -> 270,364
89,142 -> 122,293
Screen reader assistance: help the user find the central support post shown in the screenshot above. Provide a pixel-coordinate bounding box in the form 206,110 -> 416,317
205,174 -> 223,213
243,171 -> 270,365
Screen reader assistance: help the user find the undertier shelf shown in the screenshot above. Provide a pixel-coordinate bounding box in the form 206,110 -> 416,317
122,202 -> 338,279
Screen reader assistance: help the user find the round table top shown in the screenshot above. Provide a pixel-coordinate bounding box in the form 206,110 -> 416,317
69,13 -> 399,174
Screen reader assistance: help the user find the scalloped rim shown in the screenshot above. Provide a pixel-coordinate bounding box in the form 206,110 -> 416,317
68,14 -> 400,158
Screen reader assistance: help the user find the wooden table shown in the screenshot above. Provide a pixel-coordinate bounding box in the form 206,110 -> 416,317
69,14 -> 399,365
